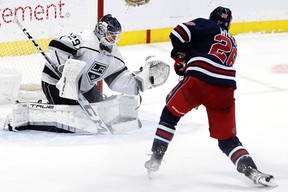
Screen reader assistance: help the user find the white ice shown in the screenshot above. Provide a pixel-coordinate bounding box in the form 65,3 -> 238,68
0,32 -> 287,192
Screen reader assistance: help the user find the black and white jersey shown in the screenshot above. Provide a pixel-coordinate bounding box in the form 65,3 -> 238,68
41,30 -> 139,95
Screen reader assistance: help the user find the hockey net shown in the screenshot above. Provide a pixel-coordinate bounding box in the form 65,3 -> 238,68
0,0 -> 99,104
0,2 -> 57,103
0,37 -> 50,103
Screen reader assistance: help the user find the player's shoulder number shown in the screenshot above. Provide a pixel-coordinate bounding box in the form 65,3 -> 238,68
208,34 -> 237,66
67,34 -> 82,46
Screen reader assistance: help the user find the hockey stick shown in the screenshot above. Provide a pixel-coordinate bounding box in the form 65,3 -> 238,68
13,17 -> 60,77
13,16 -> 113,134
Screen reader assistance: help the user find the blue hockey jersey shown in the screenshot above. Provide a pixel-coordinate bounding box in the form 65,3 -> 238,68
170,18 -> 237,89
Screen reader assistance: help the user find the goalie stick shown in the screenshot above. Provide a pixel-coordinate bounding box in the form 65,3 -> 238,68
13,17 -> 60,77
13,16 -> 113,134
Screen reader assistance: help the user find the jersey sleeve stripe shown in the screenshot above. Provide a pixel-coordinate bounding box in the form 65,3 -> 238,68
42,66 -> 60,84
179,23 -> 191,42
49,39 -> 78,55
171,30 -> 185,43
171,24 -> 191,43
104,66 -> 128,87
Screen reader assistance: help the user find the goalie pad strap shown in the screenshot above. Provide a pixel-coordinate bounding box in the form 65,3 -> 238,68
14,125 -> 75,133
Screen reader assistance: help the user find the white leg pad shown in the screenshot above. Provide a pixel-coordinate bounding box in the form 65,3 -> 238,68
96,95 -> 140,134
7,95 -> 140,134
9,102 -> 98,133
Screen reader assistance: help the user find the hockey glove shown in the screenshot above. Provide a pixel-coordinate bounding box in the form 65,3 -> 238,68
173,52 -> 186,76
134,56 -> 170,92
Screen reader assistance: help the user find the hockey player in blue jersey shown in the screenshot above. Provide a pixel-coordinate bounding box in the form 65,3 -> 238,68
144,6 -> 276,187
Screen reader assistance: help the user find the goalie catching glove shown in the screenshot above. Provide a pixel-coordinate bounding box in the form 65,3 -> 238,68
134,56 -> 170,92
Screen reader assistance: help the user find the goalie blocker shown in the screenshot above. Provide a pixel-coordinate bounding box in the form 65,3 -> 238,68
5,95 -> 141,134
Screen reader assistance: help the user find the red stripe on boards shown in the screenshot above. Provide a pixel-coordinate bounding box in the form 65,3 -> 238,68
146,29 -> 151,44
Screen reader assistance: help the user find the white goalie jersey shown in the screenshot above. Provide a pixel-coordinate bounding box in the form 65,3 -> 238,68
42,30 -> 140,95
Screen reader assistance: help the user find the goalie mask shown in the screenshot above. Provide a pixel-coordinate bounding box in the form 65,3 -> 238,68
209,6 -> 232,30
94,14 -> 122,52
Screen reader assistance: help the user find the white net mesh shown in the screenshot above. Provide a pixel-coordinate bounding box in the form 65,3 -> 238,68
0,53 -> 46,86
0,68 -> 22,103
0,41 -> 49,101
0,0 -> 98,102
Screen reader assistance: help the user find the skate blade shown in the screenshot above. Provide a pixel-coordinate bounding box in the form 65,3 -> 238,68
259,177 -> 278,187
147,169 -> 154,180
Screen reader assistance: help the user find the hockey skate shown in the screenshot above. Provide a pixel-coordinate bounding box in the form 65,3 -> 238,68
144,153 -> 162,179
242,166 -> 277,187
144,144 -> 167,179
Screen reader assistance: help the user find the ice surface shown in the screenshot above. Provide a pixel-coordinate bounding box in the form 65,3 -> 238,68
0,32 -> 287,192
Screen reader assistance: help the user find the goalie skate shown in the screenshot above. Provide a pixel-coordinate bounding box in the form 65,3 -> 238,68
244,166 -> 277,187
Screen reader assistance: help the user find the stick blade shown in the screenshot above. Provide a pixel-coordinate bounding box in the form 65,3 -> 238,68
147,169 -> 154,180
12,16 -> 23,28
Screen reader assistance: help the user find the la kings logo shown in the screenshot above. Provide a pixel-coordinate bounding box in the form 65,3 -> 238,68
87,61 -> 108,82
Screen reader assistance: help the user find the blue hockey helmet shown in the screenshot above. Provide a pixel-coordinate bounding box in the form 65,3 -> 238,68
209,6 -> 232,30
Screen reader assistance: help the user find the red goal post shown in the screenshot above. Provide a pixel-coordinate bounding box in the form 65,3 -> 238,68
97,0 -> 104,94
